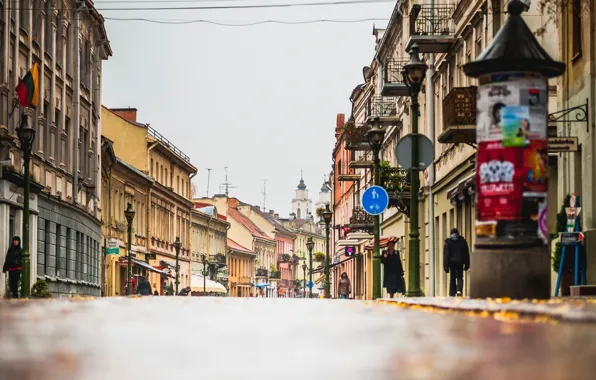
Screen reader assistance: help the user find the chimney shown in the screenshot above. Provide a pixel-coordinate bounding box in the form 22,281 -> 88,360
269,210 -> 274,215
335,113 -> 345,139
111,108 -> 138,123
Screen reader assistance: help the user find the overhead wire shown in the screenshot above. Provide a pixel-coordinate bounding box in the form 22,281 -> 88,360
103,17 -> 390,25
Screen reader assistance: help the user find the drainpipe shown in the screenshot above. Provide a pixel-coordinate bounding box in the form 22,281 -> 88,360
93,41 -> 102,217
73,1 -> 84,204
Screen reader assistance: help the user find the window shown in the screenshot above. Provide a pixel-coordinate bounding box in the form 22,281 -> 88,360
19,0 -> 28,29
492,0 -> 502,37
44,220 -> 51,276
55,109 -> 61,164
150,159 -> 154,177
165,168 -> 168,186
66,24 -> 72,74
44,2 -> 52,52
66,228 -> 72,278
572,0 -> 582,59
64,117 -> 70,169
56,224 -> 62,277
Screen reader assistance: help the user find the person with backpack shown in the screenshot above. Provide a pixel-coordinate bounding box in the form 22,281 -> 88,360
3,236 -> 23,298
443,228 -> 470,297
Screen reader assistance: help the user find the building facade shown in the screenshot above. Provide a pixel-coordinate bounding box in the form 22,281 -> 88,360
0,1 -> 111,297
190,204 -> 229,288
227,238 -> 255,297
102,107 -> 197,294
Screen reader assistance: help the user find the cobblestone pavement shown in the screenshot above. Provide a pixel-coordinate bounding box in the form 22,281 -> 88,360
380,297 -> 596,323
1,297 -> 595,380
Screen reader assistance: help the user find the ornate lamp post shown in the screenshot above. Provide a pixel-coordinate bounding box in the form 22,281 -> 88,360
463,0 -> 565,299
322,204 -> 333,299
306,237 -> 314,299
16,112 -> 35,298
302,263 -> 307,297
124,202 -> 136,296
200,253 -> 208,294
173,237 -> 181,295
367,117 -> 386,299
402,44 -> 427,297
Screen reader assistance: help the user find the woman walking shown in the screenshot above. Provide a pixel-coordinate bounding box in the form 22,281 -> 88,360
381,240 -> 405,298
3,236 -> 23,298
337,272 -> 351,299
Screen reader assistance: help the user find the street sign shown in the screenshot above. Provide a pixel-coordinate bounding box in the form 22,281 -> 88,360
307,281 -> 314,289
145,253 -> 157,260
548,137 -> 578,152
345,246 -> 355,257
361,185 -> 389,216
395,134 -> 435,170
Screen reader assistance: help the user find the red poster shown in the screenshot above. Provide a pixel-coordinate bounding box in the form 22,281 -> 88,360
523,140 -> 548,193
476,141 -> 524,221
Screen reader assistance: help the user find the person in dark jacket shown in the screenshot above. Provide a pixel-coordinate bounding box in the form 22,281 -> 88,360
443,228 -> 470,297
3,236 -> 23,298
136,276 -> 152,296
337,272 -> 351,299
381,240 -> 405,298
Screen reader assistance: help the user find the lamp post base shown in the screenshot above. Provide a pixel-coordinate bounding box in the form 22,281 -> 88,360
469,245 -> 550,300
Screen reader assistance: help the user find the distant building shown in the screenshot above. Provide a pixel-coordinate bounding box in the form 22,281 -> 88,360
314,176 -> 332,222
291,174 -> 312,220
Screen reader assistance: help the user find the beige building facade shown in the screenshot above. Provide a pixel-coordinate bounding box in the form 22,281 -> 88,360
0,1 -> 111,297
191,204 -> 229,287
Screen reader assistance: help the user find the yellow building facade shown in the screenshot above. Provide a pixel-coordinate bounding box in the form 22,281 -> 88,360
101,107 -> 197,295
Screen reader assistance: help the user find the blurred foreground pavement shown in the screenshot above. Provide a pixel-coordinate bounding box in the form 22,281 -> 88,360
1,297 -> 596,380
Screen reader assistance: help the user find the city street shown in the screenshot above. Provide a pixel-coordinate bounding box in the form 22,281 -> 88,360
1,298 -> 595,380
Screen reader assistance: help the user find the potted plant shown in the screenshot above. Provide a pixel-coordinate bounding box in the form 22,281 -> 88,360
281,253 -> 291,262
31,279 -> 51,298
314,252 -> 325,263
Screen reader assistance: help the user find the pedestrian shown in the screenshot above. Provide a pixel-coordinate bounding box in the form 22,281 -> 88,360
178,286 -> 191,296
443,228 -> 470,297
153,290 -> 159,296
3,236 -> 23,298
136,276 -> 152,296
381,240 -> 405,298
337,272 -> 351,299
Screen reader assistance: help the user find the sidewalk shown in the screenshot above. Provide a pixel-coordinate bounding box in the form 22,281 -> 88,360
378,296 -> 596,323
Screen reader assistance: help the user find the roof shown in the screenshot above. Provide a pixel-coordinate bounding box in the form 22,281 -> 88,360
227,238 -> 254,254
249,206 -> 296,238
228,208 -> 273,241
116,158 -> 154,183
297,178 -> 307,190
320,181 -> 331,193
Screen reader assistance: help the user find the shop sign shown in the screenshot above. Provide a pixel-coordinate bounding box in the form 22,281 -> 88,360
559,232 -> 584,246
106,239 -> 120,255
548,137 -> 578,152
475,72 -> 548,243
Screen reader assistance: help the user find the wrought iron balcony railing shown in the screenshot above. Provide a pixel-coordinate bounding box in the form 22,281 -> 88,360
256,267 -> 268,277
384,59 -> 407,84
344,124 -> 371,151
348,206 -> 374,232
269,270 -> 281,279
367,96 -> 397,118
443,86 -> 477,127
409,5 -> 455,36
147,125 -> 191,163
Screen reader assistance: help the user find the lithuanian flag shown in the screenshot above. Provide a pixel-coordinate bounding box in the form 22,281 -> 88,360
15,63 -> 39,108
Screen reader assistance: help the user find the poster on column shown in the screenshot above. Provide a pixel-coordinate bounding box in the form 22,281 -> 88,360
475,72 -> 548,244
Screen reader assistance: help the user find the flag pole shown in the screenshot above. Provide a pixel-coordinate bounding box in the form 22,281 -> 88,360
8,98 -> 19,120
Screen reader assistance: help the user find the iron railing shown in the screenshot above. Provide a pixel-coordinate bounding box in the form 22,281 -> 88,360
443,87 -> 477,126
348,206 -> 374,232
256,267 -> 268,277
367,96 -> 398,118
410,5 -> 455,36
147,125 -> 191,163
384,59 -> 408,84
269,270 -> 281,279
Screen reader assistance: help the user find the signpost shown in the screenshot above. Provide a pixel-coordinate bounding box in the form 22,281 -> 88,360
396,134 -> 434,170
548,137 -> 578,152
361,185 -> 389,216
106,239 -> 120,255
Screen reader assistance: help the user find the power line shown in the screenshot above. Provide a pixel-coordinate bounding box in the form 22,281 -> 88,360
95,0 -> 255,3
95,0 -> 395,11
104,17 -> 390,25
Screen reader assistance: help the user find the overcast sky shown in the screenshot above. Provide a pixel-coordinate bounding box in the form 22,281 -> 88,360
101,0 -> 394,217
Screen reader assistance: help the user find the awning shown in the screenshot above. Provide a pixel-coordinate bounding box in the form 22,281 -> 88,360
160,260 -> 177,269
132,259 -> 172,277
190,275 -> 227,293
446,174 -> 475,202
364,236 -> 398,251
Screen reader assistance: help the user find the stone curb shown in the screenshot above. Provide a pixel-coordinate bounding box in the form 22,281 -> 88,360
377,297 -> 596,324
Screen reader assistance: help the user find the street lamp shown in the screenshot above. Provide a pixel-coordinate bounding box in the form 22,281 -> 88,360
367,117 -> 386,299
124,202 -> 136,296
306,236 -> 314,299
322,204 -> 333,299
200,254 -> 208,294
16,112 -> 35,298
173,237 -> 181,295
302,263 -> 307,297
402,44 -> 428,297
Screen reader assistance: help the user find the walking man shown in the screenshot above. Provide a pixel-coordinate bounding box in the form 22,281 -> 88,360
381,240 -> 405,298
443,228 -> 470,297
3,236 -> 23,298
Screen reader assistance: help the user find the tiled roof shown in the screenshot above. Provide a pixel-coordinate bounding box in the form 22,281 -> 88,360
228,208 -> 273,241
227,238 -> 253,254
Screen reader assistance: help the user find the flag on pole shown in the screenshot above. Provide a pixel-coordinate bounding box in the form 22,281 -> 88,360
15,63 -> 39,108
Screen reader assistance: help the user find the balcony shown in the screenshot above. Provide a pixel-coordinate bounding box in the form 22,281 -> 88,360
278,253 -> 291,263
344,124 -> 371,151
407,5 -> 456,54
381,59 -> 409,97
348,206 -> 374,233
381,166 -> 411,217
438,86 -> 477,144
349,157 -> 374,169
337,174 -> 361,182
270,270 -> 281,279
256,267 -> 268,277
367,96 -> 398,125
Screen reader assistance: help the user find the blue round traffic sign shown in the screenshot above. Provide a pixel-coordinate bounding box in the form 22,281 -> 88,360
361,186 -> 389,216
307,281 -> 314,289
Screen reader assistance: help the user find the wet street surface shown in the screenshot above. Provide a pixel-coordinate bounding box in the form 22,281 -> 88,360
1,298 -> 595,380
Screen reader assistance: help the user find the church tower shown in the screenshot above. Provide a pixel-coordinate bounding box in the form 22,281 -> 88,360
291,171 -> 313,220
315,176 -> 331,222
